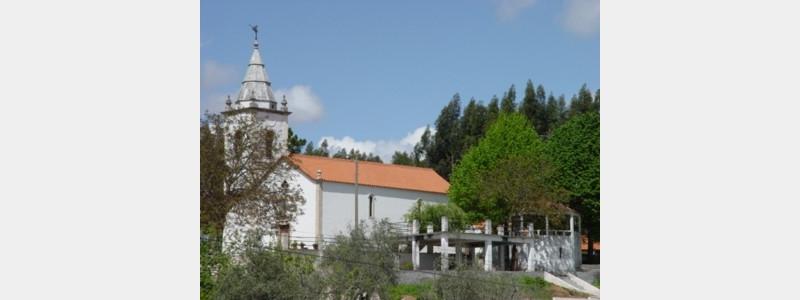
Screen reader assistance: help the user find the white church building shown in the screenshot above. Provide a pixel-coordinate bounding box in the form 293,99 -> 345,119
220,31 -> 450,251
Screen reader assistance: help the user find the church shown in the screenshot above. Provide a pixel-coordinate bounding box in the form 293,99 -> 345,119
220,31 -> 450,250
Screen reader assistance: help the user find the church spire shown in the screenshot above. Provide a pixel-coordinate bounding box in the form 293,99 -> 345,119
236,25 -> 276,106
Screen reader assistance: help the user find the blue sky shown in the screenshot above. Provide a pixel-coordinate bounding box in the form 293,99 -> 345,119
201,0 -> 599,161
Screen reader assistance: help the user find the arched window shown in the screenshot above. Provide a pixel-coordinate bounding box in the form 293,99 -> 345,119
264,130 -> 275,159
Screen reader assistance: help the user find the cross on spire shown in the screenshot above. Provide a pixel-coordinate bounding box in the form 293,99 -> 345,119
249,24 -> 258,41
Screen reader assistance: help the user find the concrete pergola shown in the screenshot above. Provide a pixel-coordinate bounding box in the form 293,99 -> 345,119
406,211 -> 581,273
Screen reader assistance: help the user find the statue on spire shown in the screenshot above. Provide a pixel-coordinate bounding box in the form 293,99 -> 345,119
249,24 -> 259,41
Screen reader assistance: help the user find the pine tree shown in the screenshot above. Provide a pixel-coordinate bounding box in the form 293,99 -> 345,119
594,89 -> 600,112
413,126 -> 433,167
519,80 -> 538,128
533,84 -> 550,136
500,84 -> 517,114
332,148 -> 348,159
392,151 -> 414,166
303,142 -> 314,155
318,139 -> 330,157
429,94 -> 462,179
486,95 -> 500,130
460,98 -> 487,151
286,128 -> 307,154
545,93 -> 560,137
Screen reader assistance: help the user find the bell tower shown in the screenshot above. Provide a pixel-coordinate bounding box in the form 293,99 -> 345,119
222,25 -> 291,157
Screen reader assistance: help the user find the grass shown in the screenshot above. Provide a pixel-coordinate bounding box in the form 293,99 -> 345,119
593,275 -> 600,288
388,281 -> 433,300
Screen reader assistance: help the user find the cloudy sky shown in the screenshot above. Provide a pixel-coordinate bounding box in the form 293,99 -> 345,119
201,0 -> 599,162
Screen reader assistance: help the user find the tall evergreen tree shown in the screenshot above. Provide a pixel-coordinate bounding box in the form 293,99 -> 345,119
486,95 -> 500,130
593,89 -> 601,112
317,139 -> 330,157
500,84 -> 517,114
413,126 -> 433,167
429,94 -> 462,179
392,151 -> 414,166
303,142 -> 314,155
557,95 -> 568,123
286,128 -> 307,154
460,98 -> 487,151
519,80 -> 539,128
332,148 -> 348,159
545,93 -> 560,136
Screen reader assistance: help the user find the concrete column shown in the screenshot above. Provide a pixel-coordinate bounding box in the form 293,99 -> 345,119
427,224 -> 434,234
315,169 -> 323,249
545,216 -> 549,235
484,240 -> 492,271
499,243 -> 506,271
528,223 -> 534,237
527,240 -> 535,271
484,219 -> 492,235
412,220 -> 420,270
441,216 -> 449,271
456,243 -> 462,266
469,247 -> 476,265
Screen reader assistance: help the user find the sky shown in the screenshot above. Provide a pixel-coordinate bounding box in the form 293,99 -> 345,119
201,0 -> 599,162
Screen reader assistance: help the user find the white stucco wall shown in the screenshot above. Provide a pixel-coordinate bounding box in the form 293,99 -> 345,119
318,181 -> 448,238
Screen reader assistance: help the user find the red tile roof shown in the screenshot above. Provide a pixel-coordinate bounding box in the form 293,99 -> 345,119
288,154 -> 450,194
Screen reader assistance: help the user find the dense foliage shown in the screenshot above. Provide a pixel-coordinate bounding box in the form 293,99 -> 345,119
214,246 -> 321,300
448,113 -> 544,222
545,112 -> 600,253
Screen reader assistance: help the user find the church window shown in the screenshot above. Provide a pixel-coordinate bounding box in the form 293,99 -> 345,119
368,194 -> 375,218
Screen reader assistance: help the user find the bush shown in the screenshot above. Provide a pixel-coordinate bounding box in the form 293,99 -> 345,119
320,219 -> 399,300
214,247 -> 321,300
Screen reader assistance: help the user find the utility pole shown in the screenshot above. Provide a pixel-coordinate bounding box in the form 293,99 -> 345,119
354,158 -> 359,229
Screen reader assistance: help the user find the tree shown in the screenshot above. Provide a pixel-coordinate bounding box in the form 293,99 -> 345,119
519,80 -> 540,131
391,151 -> 414,166
545,112 -> 600,260
593,89 -> 600,112
500,84 -> 517,114
544,93 -> 561,136
287,128 -> 307,154
200,113 -> 305,241
448,113 -> 544,222
303,143 -> 314,155
568,84 -> 595,118
429,94 -> 462,179
479,154 -> 567,222
404,201 -> 469,232
321,220 -> 399,300
412,126 -> 433,167
317,139 -> 331,157
332,148 -> 348,159
460,98 -> 487,151
486,95 -> 500,129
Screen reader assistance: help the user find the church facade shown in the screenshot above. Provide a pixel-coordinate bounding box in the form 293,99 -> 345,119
220,33 -> 449,250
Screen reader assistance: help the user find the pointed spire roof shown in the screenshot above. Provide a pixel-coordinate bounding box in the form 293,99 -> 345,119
236,37 -> 275,103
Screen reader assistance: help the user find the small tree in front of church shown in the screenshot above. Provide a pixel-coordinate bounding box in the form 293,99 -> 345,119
201,112 -> 305,243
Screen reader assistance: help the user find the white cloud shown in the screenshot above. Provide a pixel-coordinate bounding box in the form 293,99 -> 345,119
201,60 -> 237,89
494,0 -> 537,21
562,0 -> 600,36
275,85 -> 324,123
320,126 -> 434,163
